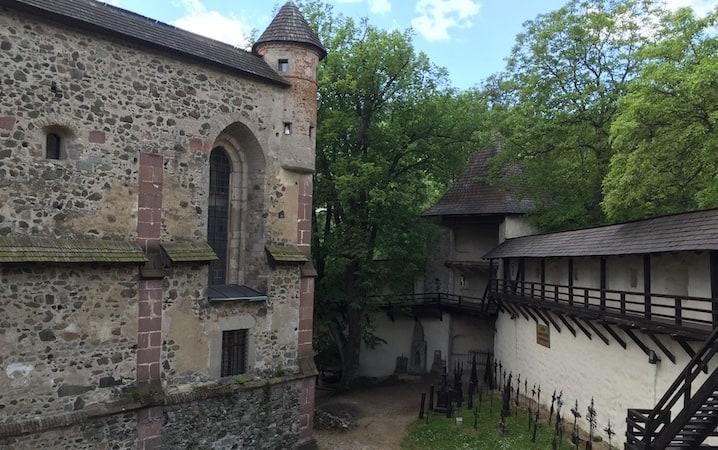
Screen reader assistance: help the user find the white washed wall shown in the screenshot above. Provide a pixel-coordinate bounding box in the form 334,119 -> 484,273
494,312 -> 715,446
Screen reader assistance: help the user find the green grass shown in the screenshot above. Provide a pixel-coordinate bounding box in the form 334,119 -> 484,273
401,392 -> 576,450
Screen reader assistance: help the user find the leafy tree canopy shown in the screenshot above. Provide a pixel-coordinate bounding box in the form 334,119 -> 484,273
603,9 -> 718,220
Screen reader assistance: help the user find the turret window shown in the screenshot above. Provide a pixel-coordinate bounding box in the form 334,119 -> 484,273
283,122 -> 292,135
278,59 -> 289,72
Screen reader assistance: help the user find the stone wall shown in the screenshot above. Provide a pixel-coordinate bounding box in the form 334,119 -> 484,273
0,4 -> 319,448
0,412 -> 138,450
162,379 -> 302,450
0,264 -> 138,424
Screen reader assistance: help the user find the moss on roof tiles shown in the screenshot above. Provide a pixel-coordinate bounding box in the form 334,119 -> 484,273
0,236 -> 147,263
161,241 -> 218,262
266,244 -> 308,263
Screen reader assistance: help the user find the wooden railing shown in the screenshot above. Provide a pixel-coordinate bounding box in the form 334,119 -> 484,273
488,278 -> 717,329
627,325 -> 718,448
368,292 -> 496,315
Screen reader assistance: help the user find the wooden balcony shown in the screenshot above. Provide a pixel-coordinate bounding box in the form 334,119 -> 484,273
487,278 -> 716,342
370,292 -> 498,320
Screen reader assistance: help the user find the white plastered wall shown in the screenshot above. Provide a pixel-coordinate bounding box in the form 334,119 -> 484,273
359,312 -> 451,377
494,311 -> 715,446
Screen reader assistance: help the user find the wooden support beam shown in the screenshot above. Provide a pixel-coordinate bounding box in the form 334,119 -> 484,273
622,327 -> 652,358
540,258 -> 546,300
711,251 -> 718,327
540,310 -> 563,334
556,313 -> 576,337
510,303 -> 529,321
568,258 -> 574,305
520,304 -> 539,323
529,305 -> 550,326
582,318 -> 609,346
675,336 -> 695,359
601,323 -> 626,349
647,333 -> 676,364
600,257 -> 607,311
502,302 -> 519,320
674,337 -> 708,373
570,315 -> 592,340
644,254 -> 652,320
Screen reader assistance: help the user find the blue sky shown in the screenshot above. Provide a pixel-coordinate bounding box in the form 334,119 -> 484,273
105,0 -> 716,90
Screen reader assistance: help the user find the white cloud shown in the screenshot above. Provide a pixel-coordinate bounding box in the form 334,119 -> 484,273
334,0 -> 392,15
174,0 -> 250,49
663,0 -> 717,16
411,0 -> 480,42
369,0 -> 392,15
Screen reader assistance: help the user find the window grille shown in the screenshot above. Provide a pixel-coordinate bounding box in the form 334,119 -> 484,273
221,329 -> 248,377
208,147 -> 231,285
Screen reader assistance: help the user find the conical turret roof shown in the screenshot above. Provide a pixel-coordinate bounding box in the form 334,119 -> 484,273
253,2 -> 326,59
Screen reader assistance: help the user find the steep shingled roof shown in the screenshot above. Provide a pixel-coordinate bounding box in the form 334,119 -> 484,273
253,2 -> 327,59
5,0 -> 289,85
484,208 -> 718,258
422,149 -> 532,217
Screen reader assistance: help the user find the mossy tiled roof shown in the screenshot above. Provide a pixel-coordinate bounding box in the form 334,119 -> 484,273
266,244 -> 308,263
0,236 -> 147,263
161,241 -> 218,262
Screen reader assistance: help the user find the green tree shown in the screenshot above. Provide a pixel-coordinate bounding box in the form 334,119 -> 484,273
602,8 -> 718,220
301,2 -> 487,385
484,0 -> 658,230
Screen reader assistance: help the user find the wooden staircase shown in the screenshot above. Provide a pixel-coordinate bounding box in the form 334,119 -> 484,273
626,326 -> 718,449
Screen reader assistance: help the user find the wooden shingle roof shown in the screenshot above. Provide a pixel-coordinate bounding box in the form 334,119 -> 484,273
253,2 -> 327,59
484,208 -> 718,258
5,0 -> 289,86
161,241 -> 217,263
0,236 -> 147,263
422,149 -> 532,217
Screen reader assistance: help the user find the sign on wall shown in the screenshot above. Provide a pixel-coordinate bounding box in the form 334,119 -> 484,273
537,323 -> 551,348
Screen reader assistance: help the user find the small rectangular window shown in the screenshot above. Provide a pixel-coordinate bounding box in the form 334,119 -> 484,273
46,133 -> 62,159
283,122 -> 292,135
278,59 -> 289,72
221,329 -> 248,377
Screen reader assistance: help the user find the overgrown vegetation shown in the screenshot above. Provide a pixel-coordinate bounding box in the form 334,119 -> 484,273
302,0 -> 718,384
401,393 -> 599,450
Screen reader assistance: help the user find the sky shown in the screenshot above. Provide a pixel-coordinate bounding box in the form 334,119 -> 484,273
104,0 -> 717,90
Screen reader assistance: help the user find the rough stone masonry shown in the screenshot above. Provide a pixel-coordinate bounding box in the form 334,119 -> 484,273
0,0 -> 324,448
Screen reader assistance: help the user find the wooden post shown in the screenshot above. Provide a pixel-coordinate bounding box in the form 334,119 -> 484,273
711,251 -> 718,327
568,258 -> 574,306
519,258 -> 525,296
488,258 -> 495,294
540,258 -> 546,300
503,258 -> 510,294
600,257 -> 606,311
644,255 -> 652,320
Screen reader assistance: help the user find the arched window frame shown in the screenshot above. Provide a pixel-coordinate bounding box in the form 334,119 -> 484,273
208,135 -> 249,285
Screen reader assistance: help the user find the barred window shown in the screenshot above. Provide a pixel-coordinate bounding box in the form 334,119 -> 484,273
221,329 -> 248,377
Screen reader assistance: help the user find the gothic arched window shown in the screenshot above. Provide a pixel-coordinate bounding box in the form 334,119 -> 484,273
208,147 -> 231,285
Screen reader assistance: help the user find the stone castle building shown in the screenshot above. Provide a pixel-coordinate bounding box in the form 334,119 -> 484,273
0,0 -> 323,448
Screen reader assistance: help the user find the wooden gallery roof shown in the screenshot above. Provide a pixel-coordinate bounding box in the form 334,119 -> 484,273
422,149 -> 532,218
484,208 -> 718,258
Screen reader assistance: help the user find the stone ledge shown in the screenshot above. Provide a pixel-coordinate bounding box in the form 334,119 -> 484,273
0,372 -> 317,439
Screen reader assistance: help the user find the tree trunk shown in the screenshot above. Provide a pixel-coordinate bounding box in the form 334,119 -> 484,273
339,260 -> 363,386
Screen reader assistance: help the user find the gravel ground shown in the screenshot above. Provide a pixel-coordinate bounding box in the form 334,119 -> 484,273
315,378 -> 429,450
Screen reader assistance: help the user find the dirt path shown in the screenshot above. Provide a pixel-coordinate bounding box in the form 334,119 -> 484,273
315,379 -> 427,450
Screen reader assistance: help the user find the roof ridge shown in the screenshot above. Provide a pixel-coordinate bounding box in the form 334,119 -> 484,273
7,0 -> 289,85
503,207 -> 718,242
